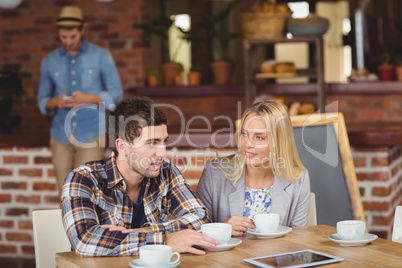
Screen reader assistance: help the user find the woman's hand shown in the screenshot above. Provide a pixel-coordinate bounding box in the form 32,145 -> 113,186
224,215 -> 255,236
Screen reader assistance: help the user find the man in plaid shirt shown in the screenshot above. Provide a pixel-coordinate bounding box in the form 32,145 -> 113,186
61,97 -> 217,256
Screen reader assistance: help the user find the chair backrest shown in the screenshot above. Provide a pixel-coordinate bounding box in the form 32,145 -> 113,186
32,209 -> 71,268
306,192 -> 317,226
392,206 -> 402,243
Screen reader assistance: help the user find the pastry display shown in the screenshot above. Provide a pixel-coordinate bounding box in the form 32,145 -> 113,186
348,68 -> 379,82
299,103 -> 315,114
259,61 -> 296,74
271,97 -> 285,105
275,62 -> 296,74
260,60 -> 276,73
288,102 -> 300,116
253,95 -> 315,115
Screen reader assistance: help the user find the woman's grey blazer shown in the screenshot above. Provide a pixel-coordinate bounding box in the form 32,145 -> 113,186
196,159 -> 311,227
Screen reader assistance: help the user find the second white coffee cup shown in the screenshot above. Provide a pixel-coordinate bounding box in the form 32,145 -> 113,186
139,245 -> 180,267
254,213 -> 280,233
201,223 -> 232,245
336,220 -> 365,240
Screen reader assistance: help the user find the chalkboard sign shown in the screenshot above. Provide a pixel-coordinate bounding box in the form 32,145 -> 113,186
291,113 -> 365,226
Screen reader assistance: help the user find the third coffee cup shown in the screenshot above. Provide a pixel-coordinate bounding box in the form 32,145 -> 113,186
254,213 -> 280,233
336,220 -> 365,240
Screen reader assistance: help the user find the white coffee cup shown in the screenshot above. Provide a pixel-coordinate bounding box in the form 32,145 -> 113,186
336,220 -> 365,240
201,223 -> 232,245
139,245 -> 180,267
254,213 -> 280,233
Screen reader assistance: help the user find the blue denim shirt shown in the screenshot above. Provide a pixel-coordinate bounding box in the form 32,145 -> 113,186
37,40 -> 123,144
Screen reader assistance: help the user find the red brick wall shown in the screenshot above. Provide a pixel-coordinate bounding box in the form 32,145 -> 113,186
0,0 -> 149,133
0,148 -> 59,257
264,93 -> 402,124
327,94 -> 402,123
353,146 -> 402,239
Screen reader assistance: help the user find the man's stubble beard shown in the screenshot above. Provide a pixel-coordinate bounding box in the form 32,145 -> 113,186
129,160 -> 161,179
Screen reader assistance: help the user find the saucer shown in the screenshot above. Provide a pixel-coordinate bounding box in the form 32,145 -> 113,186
328,233 -> 378,246
129,259 -> 180,268
201,238 -> 242,252
246,226 -> 292,238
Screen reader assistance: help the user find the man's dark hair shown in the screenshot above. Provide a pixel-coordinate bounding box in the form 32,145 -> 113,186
57,25 -> 83,31
109,97 -> 167,155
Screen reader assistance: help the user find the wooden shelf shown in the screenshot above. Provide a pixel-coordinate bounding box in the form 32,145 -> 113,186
254,69 -> 318,80
129,84 -> 244,98
255,72 -> 297,79
244,36 -> 325,111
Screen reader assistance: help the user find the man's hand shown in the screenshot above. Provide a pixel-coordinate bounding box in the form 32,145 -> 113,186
48,93 -> 78,110
165,229 -> 218,255
65,91 -> 101,107
100,224 -> 152,234
46,91 -> 102,111
48,94 -> 70,110
56,94 -> 69,109
224,215 -> 255,236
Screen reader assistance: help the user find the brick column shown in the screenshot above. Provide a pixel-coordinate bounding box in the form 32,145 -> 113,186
353,146 -> 402,239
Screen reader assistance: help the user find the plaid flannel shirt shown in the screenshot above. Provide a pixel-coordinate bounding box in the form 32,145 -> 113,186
61,153 -> 211,256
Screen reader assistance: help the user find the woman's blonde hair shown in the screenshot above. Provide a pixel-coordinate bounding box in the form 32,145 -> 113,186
213,100 -> 305,183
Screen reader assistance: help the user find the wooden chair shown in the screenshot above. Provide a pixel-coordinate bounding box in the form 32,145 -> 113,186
392,206 -> 402,243
32,209 -> 71,268
307,192 -> 317,226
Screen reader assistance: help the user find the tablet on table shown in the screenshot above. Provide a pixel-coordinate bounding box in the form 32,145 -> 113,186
243,249 -> 343,268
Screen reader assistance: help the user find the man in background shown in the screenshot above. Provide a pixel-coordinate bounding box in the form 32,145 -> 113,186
37,6 -> 123,192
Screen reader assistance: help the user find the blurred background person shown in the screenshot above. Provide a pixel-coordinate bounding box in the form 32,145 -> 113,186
37,6 -> 123,192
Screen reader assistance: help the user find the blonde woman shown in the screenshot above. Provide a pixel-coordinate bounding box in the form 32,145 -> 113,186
196,100 -> 310,236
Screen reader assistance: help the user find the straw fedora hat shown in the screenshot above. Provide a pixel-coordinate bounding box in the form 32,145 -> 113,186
56,6 -> 84,27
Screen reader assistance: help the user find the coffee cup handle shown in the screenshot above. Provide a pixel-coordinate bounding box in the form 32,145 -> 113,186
169,252 -> 180,265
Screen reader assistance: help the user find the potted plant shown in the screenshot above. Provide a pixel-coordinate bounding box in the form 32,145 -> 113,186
394,53 -> 402,81
202,1 -> 240,84
378,47 -> 394,81
148,68 -> 158,86
174,73 -> 184,86
142,16 -> 183,86
188,65 -> 202,86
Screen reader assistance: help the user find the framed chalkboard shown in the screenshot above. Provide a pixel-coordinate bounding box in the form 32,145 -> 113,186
290,113 -> 365,226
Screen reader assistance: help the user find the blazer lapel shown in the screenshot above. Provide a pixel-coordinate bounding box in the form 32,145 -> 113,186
270,177 -> 292,224
228,169 -> 246,216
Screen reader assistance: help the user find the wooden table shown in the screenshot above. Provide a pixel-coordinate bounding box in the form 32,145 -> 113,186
56,225 -> 402,267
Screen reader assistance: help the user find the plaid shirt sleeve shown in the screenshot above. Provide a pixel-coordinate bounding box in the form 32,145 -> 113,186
143,161 -> 212,234
61,166 -> 163,257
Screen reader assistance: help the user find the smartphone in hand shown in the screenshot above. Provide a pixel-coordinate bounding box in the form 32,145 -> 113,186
62,96 -> 72,100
